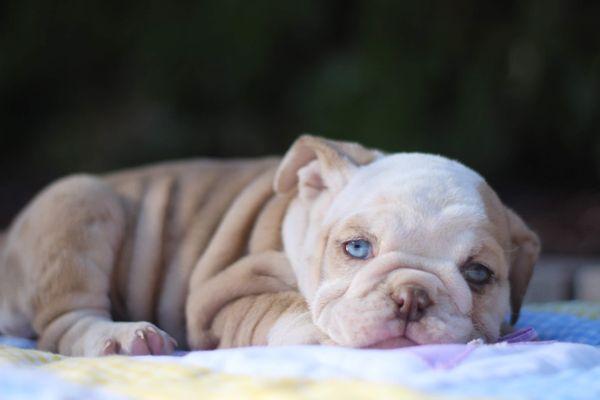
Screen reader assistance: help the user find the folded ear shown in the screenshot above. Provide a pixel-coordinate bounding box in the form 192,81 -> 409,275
506,208 -> 541,325
274,135 -> 382,198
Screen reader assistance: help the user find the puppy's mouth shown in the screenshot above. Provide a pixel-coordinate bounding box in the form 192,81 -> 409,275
363,336 -> 418,349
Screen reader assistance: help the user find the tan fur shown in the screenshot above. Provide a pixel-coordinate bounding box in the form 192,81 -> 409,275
0,158 -> 313,355
0,135 -> 539,356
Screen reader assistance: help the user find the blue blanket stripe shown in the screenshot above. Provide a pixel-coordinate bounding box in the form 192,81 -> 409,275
516,308 -> 600,346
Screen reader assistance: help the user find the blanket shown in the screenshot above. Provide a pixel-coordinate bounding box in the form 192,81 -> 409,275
1,302 -> 599,400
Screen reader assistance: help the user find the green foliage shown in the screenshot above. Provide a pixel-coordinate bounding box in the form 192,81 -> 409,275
1,0 -> 599,189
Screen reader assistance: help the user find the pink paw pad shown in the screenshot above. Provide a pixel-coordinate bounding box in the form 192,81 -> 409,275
130,327 -> 177,355
101,326 -> 177,356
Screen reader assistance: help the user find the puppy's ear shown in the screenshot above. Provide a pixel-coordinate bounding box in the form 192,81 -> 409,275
274,135 -> 382,198
506,208 -> 540,325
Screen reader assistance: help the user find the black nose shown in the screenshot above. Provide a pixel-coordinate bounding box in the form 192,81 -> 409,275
392,285 -> 432,321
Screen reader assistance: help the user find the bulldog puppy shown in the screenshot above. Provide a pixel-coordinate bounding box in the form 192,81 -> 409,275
0,135 -> 539,356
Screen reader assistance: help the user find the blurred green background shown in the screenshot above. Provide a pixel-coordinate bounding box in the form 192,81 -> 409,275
1,0 -> 599,253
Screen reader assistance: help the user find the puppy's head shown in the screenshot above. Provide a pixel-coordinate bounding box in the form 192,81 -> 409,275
275,135 -> 540,348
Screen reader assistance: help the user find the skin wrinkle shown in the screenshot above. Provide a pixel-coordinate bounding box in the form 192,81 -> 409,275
300,197 -> 331,296
349,253 -> 445,287
312,225 -> 331,294
126,175 -> 172,322
248,299 -> 276,345
150,175 -> 178,323
312,280 -> 350,322
110,175 -> 148,322
345,253 -> 469,315
233,305 -> 251,347
329,291 -> 400,347
320,255 -> 470,346
179,170 -> 220,243
155,168 -> 224,344
191,164 -> 277,283
247,194 -> 290,254
263,301 -> 294,345
224,298 -> 251,347
52,310 -> 102,351
113,189 -> 140,319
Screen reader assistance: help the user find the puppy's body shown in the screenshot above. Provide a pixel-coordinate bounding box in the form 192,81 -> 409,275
0,158 -> 317,354
0,136 -> 540,356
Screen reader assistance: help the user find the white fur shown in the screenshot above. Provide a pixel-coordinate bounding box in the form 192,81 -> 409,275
283,152 -> 512,347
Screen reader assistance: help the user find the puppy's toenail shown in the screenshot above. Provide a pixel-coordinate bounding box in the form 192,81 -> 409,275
103,340 -> 113,350
135,330 -> 145,339
168,337 -> 178,347
146,326 -> 158,334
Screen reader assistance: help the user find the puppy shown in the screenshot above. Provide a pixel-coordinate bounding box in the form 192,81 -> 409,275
0,135 -> 539,355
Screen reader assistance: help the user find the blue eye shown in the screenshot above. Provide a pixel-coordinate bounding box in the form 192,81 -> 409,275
462,263 -> 493,285
344,239 -> 372,259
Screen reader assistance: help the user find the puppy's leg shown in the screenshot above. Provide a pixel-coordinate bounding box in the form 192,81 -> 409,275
1,175 -> 174,356
211,291 -> 332,348
186,251 -> 297,349
186,251 -> 331,348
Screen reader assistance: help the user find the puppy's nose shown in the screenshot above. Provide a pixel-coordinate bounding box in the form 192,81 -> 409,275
393,285 -> 432,322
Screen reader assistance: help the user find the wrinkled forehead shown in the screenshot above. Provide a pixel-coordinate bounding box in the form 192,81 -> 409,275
328,153 -> 488,222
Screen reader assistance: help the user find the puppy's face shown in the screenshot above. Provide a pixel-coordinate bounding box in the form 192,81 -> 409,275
275,136 -> 540,348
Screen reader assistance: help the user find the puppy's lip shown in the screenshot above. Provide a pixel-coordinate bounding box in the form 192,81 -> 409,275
363,336 -> 418,349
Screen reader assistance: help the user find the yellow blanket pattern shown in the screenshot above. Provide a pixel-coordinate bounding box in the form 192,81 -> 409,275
0,345 -> 448,400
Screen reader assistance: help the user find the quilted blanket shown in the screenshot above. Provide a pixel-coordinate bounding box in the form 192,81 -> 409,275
1,302 -> 599,400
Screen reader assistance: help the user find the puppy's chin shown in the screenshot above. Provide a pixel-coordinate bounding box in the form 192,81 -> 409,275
363,336 -> 418,349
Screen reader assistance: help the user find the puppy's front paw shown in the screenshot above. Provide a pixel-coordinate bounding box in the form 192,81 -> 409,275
95,322 -> 177,356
